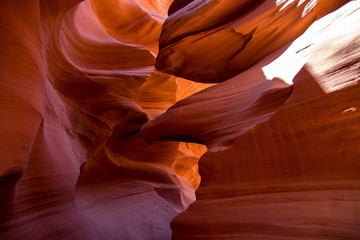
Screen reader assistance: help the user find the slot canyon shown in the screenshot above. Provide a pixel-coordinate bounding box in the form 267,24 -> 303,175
0,0 -> 360,239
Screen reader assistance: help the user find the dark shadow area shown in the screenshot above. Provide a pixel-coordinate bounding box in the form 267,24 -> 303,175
168,0 -> 194,15
0,172 -> 22,228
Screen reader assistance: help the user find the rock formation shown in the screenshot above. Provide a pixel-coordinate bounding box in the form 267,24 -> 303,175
0,0 -> 359,239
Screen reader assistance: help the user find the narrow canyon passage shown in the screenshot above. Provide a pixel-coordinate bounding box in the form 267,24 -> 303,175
0,0 -> 360,239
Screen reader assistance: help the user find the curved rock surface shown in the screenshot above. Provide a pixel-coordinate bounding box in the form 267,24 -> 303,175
0,0 -> 359,239
168,1 -> 360,239
156,0 -> 351,83
0,0 -> 206,239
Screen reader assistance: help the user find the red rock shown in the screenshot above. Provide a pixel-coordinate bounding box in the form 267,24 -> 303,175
0,0 -> 204,238
172,81 -> 360,239
156,0 -> 351,83
0,0 -> 359,239
168,0 -> 195,16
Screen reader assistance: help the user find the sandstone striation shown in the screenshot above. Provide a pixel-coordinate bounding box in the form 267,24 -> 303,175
168,1 -> 360,239
0,0 -> 205,239
156,0 -> 351,83
0,0 -> 359,239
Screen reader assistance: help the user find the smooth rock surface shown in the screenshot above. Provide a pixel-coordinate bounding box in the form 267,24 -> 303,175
156,0 -> 351,83
0,0 -> 359,239
0,0 -> 206,239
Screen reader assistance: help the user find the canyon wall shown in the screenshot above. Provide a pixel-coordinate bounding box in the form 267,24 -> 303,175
0,0 -> 359,239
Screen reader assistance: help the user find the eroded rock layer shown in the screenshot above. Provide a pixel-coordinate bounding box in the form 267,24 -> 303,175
156,0 -> 351,83
0,0 -> 359,239
168,1 -> 360,239
0,0 -> 206,239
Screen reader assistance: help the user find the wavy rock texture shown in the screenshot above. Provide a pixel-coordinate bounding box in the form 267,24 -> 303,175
1,0 -> 360,239
156,0 -> 351,83
0,0 -> 206,239
164,1 -> 360,239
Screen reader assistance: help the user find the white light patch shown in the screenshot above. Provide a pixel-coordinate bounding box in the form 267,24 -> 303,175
262,38 -> 315,84
276,0 -> 288,6
280,0 -> 296,11
297,0 -> 306,7
302,0 -> 318,17
342,107 -> 357,114
262,1 -> 360,84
